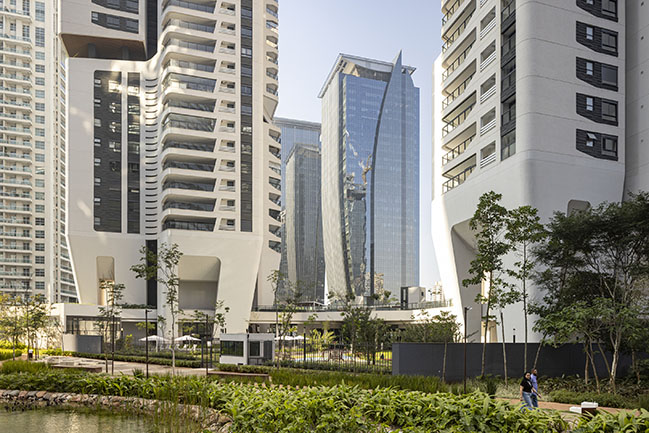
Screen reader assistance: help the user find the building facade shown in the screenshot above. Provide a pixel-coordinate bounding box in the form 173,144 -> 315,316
284,142 -> 324,303
274,117 -> 322,302
0,0 -> 77,302
60,0 -> 281,334
432,0 -> 625,342
319,53 -> 420,301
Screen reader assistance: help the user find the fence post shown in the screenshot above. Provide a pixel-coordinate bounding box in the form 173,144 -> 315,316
303,332 -> 306,366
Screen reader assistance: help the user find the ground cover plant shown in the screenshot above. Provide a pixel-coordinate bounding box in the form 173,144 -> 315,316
1,366 -> 648,432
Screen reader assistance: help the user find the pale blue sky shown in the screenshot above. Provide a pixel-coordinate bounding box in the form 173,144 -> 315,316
275,1 -> 444,287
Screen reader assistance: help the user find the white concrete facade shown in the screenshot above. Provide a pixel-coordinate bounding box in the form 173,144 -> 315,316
61,0 -> 281,336
433,0 -> 626,342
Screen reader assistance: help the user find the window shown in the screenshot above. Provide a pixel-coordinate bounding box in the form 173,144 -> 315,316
36,128 -> 45,137
35,282 -> 45,290
35,2 -> 45,21
586,97 -> 594,111
94,157 -> 101,166
35,65 -> 45,73
35,192 -> 44,200
586,132 -> 597,147
35,27 -> 44,47
36,90 -> 45,98
94,177 -> 101,186
602,30 -> 617,52
241,47 -> 252,57
35,256 -> 44,264
603,136 -> 617,156
602,0 -> 617,17
586,61 -> 594,76
35,230 -> 45,239
35,269 -> 45,277
501,130 -> 516,160
35,77 -> 44,85
586,26 -> 594,40
35,153 -> 45,162
35,179 -> 45,187
35,243 -> 44,251
249,341 -> 260,357
602,100 -> 617,122
602,65 -> 617,86
110,161 -> 120,172
35,217 -> 44,225
586,0 -> 593,3
35,103 -> 45,111
36,115 -> 45,124
35,51 -> 45,60
221,341 -> 244,357
35,204 -> 44,213
22,25 -> 30,38
94,118 -> 101,127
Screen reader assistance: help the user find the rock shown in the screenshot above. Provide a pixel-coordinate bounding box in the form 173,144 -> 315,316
27,391 -> 36,398
43,393 -> 53,401
36,391 -> 46,399
18,391 -> 27,398
9,390 -> 19,397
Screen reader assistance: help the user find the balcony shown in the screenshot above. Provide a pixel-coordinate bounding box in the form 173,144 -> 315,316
163,18 -> 215,34
164,38 -> 215,54
480,143 -> 497,168
442,0 -> 464,26
162,201 -> 215,212
163,141 -> 215,152
162,181 -> 214,192
442,156 -> 476,193
479,10 -> 496,40
163,160 -> 215,172
164,59 -> 215,73
163,0 -> 216,14
442,133 -> 475,165
442,73 -> 474,110
442,11 -> 474,54
442,96 -> 475,137
480,76 -> 496,103
163,219 -> 215,232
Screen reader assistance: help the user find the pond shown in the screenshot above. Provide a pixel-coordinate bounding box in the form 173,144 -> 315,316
0,409 -> 152,433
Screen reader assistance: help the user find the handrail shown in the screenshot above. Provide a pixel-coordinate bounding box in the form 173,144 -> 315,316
442,103 -> 475,136
442,73 -> 475,109
442,42 -> 474,82
442,0 -> 463,26
442,11 -> 474,53
443,165 -> 476,193
442,134 -> 475,165
480,50 -> 496,71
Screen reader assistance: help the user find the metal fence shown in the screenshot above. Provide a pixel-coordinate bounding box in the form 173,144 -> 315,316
276,340 -> 392,372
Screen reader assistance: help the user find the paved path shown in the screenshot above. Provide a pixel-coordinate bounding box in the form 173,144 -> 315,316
501,397 -> 636,415
42,355 -> 208,376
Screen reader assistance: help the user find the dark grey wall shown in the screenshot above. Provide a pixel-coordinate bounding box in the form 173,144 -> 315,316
393,342 -> 642,382
62,335 -> 102,354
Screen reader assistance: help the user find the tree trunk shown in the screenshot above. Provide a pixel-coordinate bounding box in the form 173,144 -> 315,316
500,311 -> 508,386
595,341 -> 612,380
533,339 -> 543,370
522,277 -> 528,373
609,338 -> 620,393
587,343 -> 600,394
442,340 -> 447,383
481,275 -> 492,378
632,350 -> 641,386
583,341 -> 589,386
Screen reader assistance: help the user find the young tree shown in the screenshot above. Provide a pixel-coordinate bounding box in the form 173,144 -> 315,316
0,293 -> 21,360
506,205 -> 546,372
267,270 -> 303,367
462,191 -> 511,377
22,294 -> 48,360
97,280 -> 124,375
131,242 -> 183,374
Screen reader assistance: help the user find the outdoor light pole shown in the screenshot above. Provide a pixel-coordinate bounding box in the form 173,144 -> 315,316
205,313 -> 210,376
513,328 -> 516,344
463,306 -> 472,394
145,308 -> 149,379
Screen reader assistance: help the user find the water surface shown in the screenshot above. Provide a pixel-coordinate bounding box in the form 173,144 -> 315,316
0,409 -> 151,433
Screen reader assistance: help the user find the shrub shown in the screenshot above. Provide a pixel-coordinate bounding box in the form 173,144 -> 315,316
0,360 -> 49,374
0,341 -> 26,350
0,349 -> 22,361
71,352 -> 201,368
550,390 -> 633,409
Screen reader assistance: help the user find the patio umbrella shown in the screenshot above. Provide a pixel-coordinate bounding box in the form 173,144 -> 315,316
139,335 -> 168,342
175,335 -> 200,342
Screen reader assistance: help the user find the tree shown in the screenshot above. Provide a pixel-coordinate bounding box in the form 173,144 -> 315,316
462,191 -> 511,377
132,242 -> 183,374
97,280 -> 124,375
401,310 -> 460,381
21,294 -> 49,360
506,205 -> 546,372
338,293 -> 390,366
0,293 -> 21,360
267,270 -> 303,368
533,193 -> 649,392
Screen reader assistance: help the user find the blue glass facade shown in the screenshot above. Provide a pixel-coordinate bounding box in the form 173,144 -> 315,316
320,53 -> 420,299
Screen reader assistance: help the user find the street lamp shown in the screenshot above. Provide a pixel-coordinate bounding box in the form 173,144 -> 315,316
463,306 -> 472,394
144,308 -> 150,379
513,328 -> 516,344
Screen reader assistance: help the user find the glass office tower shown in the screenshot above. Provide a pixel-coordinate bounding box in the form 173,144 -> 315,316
319,53 -> 419,299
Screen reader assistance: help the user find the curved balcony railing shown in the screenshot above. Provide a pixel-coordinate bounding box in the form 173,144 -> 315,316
162,0 -> 215,13
163,141 -> 215,152
442,103 -> 475,137
163,219 -> 215,231
162,181 -> 214,192
442,134 -> 475,165
443,165 -> 476,193
442,74 -> 474,109
164,39 -> 214,53
163,160 -> 214,172
442,11 -> 473,53
163,19 -> 214,34
442,43 -> 474,82
164,59 -> 215,73
163,201 -> 215,212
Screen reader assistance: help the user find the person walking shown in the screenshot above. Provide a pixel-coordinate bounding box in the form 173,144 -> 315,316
520,372 -> 536,410
530,368 -> 540,408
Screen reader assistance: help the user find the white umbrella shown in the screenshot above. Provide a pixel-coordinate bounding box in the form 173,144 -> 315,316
139,335 -> 168,342
175,335 -> 200,342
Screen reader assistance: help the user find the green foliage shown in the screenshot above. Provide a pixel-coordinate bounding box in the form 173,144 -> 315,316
0,360 -> 49,374
572,409 -> 649,433
0,340 -> 25,350
71,352 -> 201,368
401,310 -> 461,343
550,390 -> 633,409
0,348 -> 22,360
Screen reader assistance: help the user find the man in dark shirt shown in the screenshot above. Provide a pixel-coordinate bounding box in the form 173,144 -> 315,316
530,368 -> 539,407
520,372 -> 535,410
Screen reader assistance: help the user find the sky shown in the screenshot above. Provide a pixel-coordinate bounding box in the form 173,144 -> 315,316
275,1 -> 444,287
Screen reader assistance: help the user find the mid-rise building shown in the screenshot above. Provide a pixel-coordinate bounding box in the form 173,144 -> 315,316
319,53 -> 420,300
60,0 -> 281,335
432,0 -> 625,341
0,0 -> 76,302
